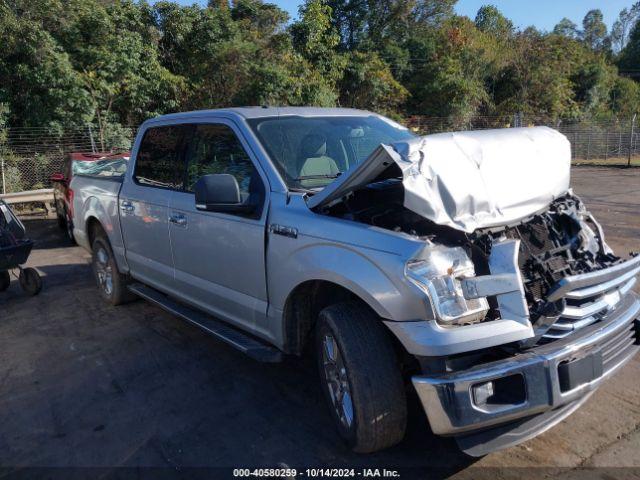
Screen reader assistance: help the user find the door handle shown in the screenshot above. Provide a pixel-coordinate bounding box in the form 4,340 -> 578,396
169,213 -> 187,227
120,201 -> 134,213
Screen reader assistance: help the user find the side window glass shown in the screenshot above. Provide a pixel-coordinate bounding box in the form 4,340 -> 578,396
134,125 -> 189,189
185,124 -> 263,206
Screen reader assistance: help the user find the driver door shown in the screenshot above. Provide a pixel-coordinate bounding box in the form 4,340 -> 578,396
168,121 -> 269,332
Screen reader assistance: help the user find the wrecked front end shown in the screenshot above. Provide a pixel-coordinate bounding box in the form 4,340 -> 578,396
409,194 -> 640,456
310,127 -> 640,455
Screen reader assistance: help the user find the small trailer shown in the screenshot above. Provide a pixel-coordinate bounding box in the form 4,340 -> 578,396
0,199 -> 42,295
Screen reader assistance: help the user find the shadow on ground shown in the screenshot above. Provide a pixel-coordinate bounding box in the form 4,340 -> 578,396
0,219 -> 477,476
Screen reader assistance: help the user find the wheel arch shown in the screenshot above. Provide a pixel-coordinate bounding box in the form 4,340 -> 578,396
282,279 -> 402,356
86,216 -> 104,248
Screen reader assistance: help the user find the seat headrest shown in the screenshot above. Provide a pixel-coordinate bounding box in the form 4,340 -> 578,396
300,134 -> 327,158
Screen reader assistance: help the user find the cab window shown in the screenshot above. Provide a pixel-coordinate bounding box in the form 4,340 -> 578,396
183,124 -> 264,215
134,125 -> 190,189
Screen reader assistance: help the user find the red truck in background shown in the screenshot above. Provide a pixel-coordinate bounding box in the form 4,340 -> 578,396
51,151 -> 129,242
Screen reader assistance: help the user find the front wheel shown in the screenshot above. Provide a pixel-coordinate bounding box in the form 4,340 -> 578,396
316,302 -> 407,453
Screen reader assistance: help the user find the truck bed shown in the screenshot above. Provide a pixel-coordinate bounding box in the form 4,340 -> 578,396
70,174 -> 126,267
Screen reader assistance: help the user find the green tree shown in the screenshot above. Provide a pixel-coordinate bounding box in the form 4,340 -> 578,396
412,0 -> 456,26
619,19 -> 640,71
291,0 -> 344,80
611,3 -> 640,53
553,18 -> 579,39
404,17 -> 495,121
582,9 -> 609,52
339,51 -> 408,113
475,4 -> 513,39
610,76 -> 640,118
0,1 -> 92,129
57,1 -> 183,146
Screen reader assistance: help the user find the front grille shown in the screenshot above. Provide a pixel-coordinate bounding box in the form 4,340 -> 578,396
542,272 -> 638,341
601,322 -> 638,370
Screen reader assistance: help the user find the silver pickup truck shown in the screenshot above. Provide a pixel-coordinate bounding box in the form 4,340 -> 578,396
71,107 -> 640,456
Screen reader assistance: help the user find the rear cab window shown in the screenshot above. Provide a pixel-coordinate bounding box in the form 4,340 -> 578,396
72,156 -> 129,179
134,125 -> 192,190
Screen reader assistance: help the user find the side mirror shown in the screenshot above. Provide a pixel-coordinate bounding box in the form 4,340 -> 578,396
194,174 -> 255,214
50,173 -> 66,183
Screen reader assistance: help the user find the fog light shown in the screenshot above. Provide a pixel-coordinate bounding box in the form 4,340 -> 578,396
471,374 -> 526,410
472,381 -> 495,407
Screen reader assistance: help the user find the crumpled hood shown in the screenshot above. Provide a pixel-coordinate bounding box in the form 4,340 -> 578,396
307,126 -> 571,233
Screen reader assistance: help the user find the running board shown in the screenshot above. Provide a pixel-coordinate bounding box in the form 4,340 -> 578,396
128,283 -> 283,363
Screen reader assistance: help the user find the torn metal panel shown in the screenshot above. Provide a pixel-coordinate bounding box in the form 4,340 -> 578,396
308,126 -> 572,234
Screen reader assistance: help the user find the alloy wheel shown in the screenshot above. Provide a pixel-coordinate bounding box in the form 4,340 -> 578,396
321,333 -> 354,429
95,247 -> 113,296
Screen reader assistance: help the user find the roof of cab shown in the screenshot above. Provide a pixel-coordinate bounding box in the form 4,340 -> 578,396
142,106 -> 377,126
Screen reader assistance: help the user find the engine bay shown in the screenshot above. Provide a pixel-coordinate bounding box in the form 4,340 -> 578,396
321,179 -> 623,332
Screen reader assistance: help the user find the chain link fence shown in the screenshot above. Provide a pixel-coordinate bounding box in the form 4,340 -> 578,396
405,114 -> 640,166
0,115 -> 639,195
0,124 -> 135,194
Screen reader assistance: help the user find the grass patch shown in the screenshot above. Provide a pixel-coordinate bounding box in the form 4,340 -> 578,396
572,156 -> 640,167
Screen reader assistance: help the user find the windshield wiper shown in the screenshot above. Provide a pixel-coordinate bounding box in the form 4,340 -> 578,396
294,174 -> 340,181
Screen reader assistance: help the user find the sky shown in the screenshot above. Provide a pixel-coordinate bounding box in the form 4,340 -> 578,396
162,0 -> 634,31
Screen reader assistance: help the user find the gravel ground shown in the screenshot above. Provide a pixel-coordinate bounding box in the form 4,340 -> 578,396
0,166 -> 638,479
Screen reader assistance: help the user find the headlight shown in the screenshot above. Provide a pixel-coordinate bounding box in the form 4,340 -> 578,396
406,246 -> 489,325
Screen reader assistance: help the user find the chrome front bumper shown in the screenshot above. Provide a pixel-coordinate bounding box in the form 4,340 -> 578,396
412,292 -> 640,444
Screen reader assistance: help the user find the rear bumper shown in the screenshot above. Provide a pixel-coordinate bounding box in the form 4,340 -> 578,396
412,292 -> 640,454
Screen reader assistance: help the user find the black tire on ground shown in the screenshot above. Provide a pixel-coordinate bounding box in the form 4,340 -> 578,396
57,213 -> 66,230
65,215 -> 76,244
18,267 -> 42,296
91,235 -> 135,306
0,270 -> 10,292
315,301 -> 407,453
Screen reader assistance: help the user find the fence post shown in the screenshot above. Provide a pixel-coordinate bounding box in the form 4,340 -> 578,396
1,158 -> 5,194
88,125 -> 96,154
629,114 -> 636,167
619,131 -> 623,157
605,131 -> 609,161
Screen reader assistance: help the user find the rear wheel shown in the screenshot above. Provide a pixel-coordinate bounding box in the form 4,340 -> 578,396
0,271 -> 10,292
65,214 -> 76,244
315,302 -> 407,453
92,235 -> 135,306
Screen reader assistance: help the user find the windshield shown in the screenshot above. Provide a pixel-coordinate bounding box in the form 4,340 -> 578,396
248,115 -> 415,190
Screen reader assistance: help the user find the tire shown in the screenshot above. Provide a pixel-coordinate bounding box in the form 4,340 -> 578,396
57,213 -> 66,230
0,270 -> 10,292
65,214 -> 76,244
91,235 -> 135,306
19,267 -> 42,296
315,302 -> 407,453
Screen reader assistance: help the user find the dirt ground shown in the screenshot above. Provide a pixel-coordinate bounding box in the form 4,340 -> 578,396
0,166 -> 638,479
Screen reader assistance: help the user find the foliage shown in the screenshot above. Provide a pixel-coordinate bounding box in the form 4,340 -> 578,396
475,4 -> 513,39
339,50 -> 408,114
553,18 -> 579,40
611,3 -> 640,53
619,17 -> 640,73
0,0 -> 639,134
581,9 -> 609,53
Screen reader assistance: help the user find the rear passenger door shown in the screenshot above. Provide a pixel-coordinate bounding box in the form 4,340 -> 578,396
168,121 -> 269,333
120,124 -> 190,292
